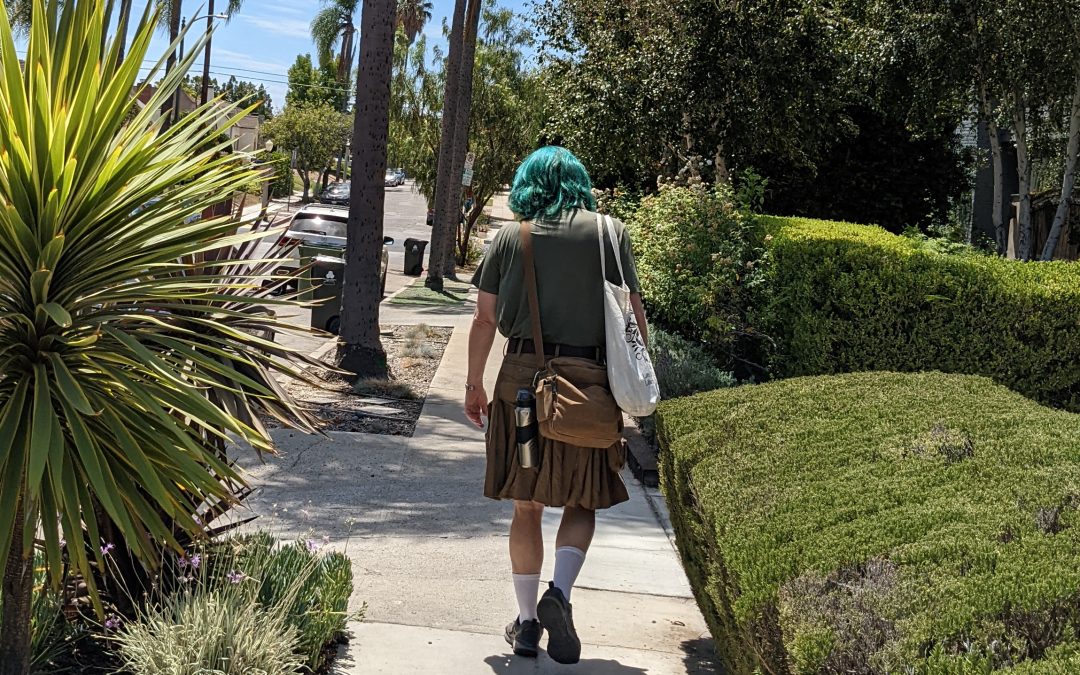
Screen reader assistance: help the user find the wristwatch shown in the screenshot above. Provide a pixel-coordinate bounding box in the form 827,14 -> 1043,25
465,383 -> 479,392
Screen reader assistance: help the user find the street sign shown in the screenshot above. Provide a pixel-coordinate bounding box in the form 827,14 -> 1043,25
462,168 -> 474,187
464,152 -> 476,170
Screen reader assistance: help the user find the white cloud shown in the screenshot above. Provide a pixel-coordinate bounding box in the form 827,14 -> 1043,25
240,15 -> 312,40
212,48 -> 290,76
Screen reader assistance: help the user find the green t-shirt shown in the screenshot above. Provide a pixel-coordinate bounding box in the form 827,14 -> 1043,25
471,208 -> 641,348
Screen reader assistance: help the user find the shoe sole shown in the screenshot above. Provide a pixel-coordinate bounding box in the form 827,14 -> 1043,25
537,595 -> 581,665
504,628 -> 539,658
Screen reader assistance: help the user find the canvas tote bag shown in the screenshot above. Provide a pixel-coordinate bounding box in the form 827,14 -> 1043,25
597,214 -> 660,417
520,222 -> 623,449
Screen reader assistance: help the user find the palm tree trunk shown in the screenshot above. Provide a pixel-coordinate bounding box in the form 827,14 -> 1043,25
440,0 -> 482,278
200,0 -> 214,105
160,0 -> 182,133
425,0 -> 467,291
117,0 -> 133,62
0,502 -> 34,675
339,0 -> 396,377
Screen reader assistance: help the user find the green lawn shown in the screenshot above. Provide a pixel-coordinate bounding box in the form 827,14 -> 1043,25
387,279 -> 474,306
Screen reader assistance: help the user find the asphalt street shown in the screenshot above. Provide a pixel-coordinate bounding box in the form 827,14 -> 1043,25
263,181 -> 443,354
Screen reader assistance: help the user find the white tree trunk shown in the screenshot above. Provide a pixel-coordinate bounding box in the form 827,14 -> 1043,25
1012,96 -> 1033,260
988,120 -> 1006,254
1042,73 -> 1080,261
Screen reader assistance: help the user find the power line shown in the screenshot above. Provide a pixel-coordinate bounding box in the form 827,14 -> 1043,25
16,49 -> 353,95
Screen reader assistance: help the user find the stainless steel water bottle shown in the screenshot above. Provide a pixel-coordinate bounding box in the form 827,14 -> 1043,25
515,388 -> 540,469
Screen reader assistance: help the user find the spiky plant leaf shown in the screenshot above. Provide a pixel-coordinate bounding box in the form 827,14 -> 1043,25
0,0 -> 319,612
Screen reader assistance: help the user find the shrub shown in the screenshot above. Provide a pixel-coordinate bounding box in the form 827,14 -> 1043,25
657,371 -> 1080,673
756,216 -> 1080,410
262,150 -> 294,199
627,184 -> 768,374
115,591 -> 304,675
222,533 -> 354,671
651,327 -> 736,399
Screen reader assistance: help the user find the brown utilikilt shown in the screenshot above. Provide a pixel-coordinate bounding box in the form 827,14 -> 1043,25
484,353 -> 629,510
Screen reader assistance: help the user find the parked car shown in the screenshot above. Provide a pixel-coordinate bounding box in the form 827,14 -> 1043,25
393,167 -> 406,184
384,169 -> 404,187
275,203 -> 394,296
319,181 -> 350,206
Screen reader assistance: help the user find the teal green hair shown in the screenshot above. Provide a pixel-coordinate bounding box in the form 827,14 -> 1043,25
508,146 -> 597,221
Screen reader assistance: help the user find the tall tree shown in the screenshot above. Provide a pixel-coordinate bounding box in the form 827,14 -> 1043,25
159,0 -> 182,131
311,0 -> 359,109
199,0 -> 245,105
285,52 -> 347,110
396,0 -> 432,44
437,0 -> 482,277
391,9 -> 541,263
340,0 -> 397,376
424,0 -> 466,291
262,104 -> 351,201
116,0 -> 132,61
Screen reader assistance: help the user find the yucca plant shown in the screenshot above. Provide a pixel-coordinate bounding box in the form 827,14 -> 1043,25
0,1 -> 320,670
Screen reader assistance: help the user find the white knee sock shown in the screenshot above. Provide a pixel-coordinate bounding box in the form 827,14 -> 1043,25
552,546 -> 587,601
513,573 -> 541,622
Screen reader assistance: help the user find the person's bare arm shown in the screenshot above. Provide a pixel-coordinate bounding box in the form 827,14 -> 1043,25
630,293 -> 648,347
465,291 -> 498,428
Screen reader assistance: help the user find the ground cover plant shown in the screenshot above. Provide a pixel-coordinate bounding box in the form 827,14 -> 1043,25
658,371 -> 1080,673
0,0 -> 320,669
756,216 -> 1080,410
117,533 -> 355,674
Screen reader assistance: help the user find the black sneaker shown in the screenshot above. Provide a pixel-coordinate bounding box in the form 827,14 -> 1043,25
504,618 -> 543,658
537,582 -> 581,664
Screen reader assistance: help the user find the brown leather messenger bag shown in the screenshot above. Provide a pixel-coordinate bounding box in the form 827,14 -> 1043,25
519,221 -> 622,449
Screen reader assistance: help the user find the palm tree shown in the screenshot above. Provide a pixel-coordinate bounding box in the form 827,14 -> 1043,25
311,0 -> 359,98
0,1 -> 316,669
158,0 -> 182,129
200,0 -> 245,104
396,0 -> 432,45
340,0 -> 396,377
424,0 -> 466,291
116,0 -> 133,61
2,0 -> 34,32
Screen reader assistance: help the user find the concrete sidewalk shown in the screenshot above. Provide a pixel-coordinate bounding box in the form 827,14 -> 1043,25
237,324 -> 715,673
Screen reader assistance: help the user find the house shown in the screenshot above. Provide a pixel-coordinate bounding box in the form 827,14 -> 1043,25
132,83 -> 263,152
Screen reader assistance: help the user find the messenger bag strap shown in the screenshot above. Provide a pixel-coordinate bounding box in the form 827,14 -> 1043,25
520,221 -> 547,371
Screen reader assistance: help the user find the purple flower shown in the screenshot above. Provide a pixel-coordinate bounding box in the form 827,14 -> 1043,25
189,554 -> 201,571
226,570 -> 246,584
305,539 -> 321,553
104,616 -> 121,631
177,555 -> 189,569
100,543 -> 115,556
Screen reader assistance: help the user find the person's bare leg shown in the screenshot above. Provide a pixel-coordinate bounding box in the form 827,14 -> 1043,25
538,505 -> 593,665
555,506 -> 595,553
509,500 -> 545,626
510,500 -> 545,573
552,506 -> 595,601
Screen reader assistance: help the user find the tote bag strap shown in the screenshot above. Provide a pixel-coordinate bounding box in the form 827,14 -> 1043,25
602,214 -> 628,287
520,221 -> 547,371
596,213 -> 627,286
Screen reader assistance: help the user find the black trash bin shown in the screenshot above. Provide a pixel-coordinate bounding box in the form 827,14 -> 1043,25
310,254 -> 345,335
403,238 -> 428,276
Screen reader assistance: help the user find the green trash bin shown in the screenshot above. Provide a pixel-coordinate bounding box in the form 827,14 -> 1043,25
310,254 -> 345,334
298,242 -> 343,301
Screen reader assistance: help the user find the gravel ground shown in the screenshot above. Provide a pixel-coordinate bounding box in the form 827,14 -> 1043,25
272,325 -> 453,436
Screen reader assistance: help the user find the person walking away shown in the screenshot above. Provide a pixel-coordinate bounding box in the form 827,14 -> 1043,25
464,146 -> 649,664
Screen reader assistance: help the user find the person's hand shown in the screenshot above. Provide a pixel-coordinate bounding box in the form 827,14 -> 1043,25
464,385 -> 489,429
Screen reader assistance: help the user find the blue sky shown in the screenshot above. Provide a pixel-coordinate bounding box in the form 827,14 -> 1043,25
130,0 -> 533,114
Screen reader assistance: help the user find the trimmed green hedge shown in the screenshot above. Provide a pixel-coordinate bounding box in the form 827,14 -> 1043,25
658,371 -> 1080,673
757,216 -> 1080,411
